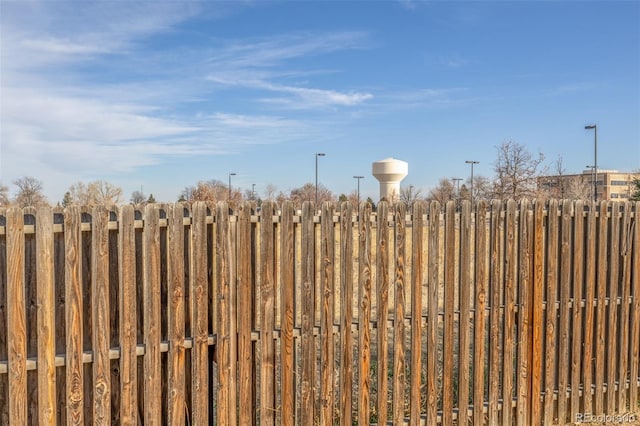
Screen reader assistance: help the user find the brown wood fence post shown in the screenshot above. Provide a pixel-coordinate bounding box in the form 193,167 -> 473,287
358,201 -> 373,426
376,201 -> 390,424
91,205 -> 111,424
279,201 -> 295,426
410,201 -> 424,425
502,199 -> 517,425
473,201 -> 488,426
570,200 -> 584,423
557,200 -> 573,423
260,201 -> 277,425
392,202 -> 406,425
339,201 -> 354,426
320,201 -> 335,425
529,200 -> 545,425
36,206 -> 56,425
427,201 -> 440,425
443,200 -> 456,426
458,200 -> 472,425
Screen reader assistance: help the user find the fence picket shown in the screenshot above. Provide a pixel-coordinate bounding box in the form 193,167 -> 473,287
582,201 -> 597,415
410,201 -> 424,425
617,202 -> 632,413
607,202 -> 620,414
376,201 -> 390,424
260,201 -> 277,425
530,200 -> 545,425
594,201 -> 609,414
358,202 -> 373,426
339,201 -> 354,425
488,200 -> 503,425
320,201 -> 335,425
91,206 -> 111,424
502,199 -> 517,425
458,200 -> 471,426
443,201 -> 456,426
570,201 -> 584,423
516,199 -> 532,426
64,206 -> 84,425
629,202 -> 640,408
557,200 -> 572,423
392,202 -> 407,425
280,202 -> 295,426
36,206 -> 56,425
473,201 -> 488,426
7,208 -> 27,424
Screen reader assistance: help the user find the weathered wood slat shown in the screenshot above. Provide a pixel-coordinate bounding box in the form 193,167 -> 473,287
65,206 -> 84,425
516,199 -> 532,426
529,200 -> 545,425
167,203 -> 186,426
358,202 -> 373,426
556,200 -> 572,423
7,208 -> 27,424
143,203 -> 161,425
279,202 -> 295,426
118,206 -> 137,424
582,201 -> 597,415
502,199 -> 516,425
472,201 -> 487,426
36,206 -> 56,425
300,202 -> 316,424
409,201 -> 424,425
594,201 -> 609,414
91,206 -> 111,424
237,202 -> 254,426
458,201 -> 471,426
629,202 -> 640,408
320,202 -> 335,426
339,201 -> 354,426
260,201 -> 276,426
442,201 -> 456,426
617,202 -> 632,413
392,202 -> 406,425
376,201 -> 390,424
570,200 -> 585,422
544,200 -> 559,425
488,200 -> 503,425
606,202 -> 620,414
215,202 -> 230,426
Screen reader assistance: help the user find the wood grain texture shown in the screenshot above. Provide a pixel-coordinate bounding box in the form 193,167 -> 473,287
582,201 -> 597,415
320,201 -> 335,426
529,200 -> 545,426
502,199 -> 516,425
472,201 -> 487,426
7,208 -> 27,424
442,201 -> 456,426
118,205 -> 137,425
543,200 -> 559,425
260,201 -> 276,426
357,202 -> 372,426
556,200 -> 572,424
606,202 -> 620,414
392,202 -> 406,425
376,201 -> 390,425
167,203 -> 186,426
91,206 -> 111,424
458,200 -> 471,426
488,200 -> 503,426
237,202 -> 254,426
143,203 -> 161,425
629,202 -> 640,409
617,202 -> 632,413
215,202 -> 230,426
409,201 -> 423,425
300,202 -> 316,425
36,206 -> 57,425
64,206 -> 84,425
279,202 -> 295,426
594,201 -> 608,414
570,200 -> 584,422
339,201 -> 353,426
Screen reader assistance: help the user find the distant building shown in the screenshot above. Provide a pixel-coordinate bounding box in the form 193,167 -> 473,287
539,169 -> 639,201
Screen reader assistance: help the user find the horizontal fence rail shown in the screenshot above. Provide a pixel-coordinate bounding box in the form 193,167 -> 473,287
0,200 -> 638,425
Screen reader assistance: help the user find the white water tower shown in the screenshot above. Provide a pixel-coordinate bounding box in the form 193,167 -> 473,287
372,157 -> 408,201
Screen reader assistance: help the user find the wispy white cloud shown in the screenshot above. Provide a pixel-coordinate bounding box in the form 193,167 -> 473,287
543,82 -> 595,97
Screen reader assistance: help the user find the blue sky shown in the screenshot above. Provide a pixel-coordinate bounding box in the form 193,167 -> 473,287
1,0 -> 639,203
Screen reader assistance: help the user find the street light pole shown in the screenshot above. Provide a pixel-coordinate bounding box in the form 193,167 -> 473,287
585,124 -> 597,202
228,172 -> 236,201
315,153 -> 325,205
465,160 -> 479,204
353,175 -> 364,205
252,183 -> 256,200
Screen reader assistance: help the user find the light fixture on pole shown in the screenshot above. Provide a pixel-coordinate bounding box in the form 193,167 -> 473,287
228,172 -> 236,201
353,175 -> 364,205
465,160 -> 479,204
315,153 -> 325,205
452,178 -> 462,198
585,124 -> 597,202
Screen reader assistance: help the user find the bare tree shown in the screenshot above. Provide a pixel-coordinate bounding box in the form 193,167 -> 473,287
288,182 -> 333,208
400,185 -> 422,207
264,183 -> 278,202
13,176 -> 47,207
66,180 -> 123,206
492,140 -> 545,200
428,178 -> 455,205
130,190 -> 146,205
0,183 -> 9,206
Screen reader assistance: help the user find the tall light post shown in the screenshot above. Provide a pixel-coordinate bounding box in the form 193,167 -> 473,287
228,172 -> 236,201
465,160 -> 479,204
585,124 -> 597,202
315,152 -> 325,205
353,175 -> 364,205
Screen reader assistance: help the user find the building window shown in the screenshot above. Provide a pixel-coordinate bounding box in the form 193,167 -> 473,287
611,180 -> 628,186
611,193 -> 619,198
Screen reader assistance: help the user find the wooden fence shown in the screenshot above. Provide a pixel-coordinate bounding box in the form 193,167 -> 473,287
0,200 -> 638,425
